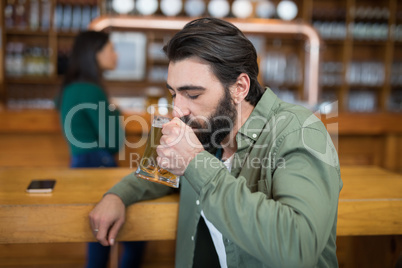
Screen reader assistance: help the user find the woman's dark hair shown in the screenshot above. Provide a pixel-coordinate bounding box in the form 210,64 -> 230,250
163,18 -> 264,106
56,31 -> 109,108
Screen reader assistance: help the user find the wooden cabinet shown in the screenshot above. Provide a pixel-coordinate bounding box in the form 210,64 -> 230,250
1,0 -> 401,112
0,0 -> 100,109
0,0 -> 402,171
303,0 -> 401,112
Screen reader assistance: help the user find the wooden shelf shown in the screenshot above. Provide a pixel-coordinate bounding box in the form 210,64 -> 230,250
0,110 -> 149,135
1,109 -> 401,136
322,39 -> 345,46
5,29 -> 50,36
348,84 -> 384,89
104,80 -> 166,89
1,0 -> 402,115
320,112 -> 402,135
352,40 -> 388,46
56,31 -> 81,37
5,77 -> 61,85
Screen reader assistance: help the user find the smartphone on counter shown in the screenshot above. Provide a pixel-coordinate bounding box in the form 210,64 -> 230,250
26,179 -> 56,193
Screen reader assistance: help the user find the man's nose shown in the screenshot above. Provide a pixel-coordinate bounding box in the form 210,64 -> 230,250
172,95 -> 190,118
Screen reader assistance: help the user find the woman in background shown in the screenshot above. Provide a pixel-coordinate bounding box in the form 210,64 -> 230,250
57,31 -> 144,268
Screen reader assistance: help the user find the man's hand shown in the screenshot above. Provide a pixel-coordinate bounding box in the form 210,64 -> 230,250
88,194 -> 125,246
156,117 -> 204,176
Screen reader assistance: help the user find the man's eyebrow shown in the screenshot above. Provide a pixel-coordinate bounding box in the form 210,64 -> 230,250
166,83 -> 206,92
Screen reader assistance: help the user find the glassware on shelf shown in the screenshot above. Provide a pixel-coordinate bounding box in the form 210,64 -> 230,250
208,0 -> 230,18
391,62 -> 402,87
347,61 -> 385,86
277,0 -> 298,21
61,2 -> 73,32
6,84 -> 56,110
53,3 -> 63,30
29,0 -> 39,30
256,0 -> 275,19
91,3 -> 99,20
394,25 -> 402,42
148,66 -> 168,82
41,0 -> 51,31
112,0 -> 135,14
320,62 -> 343,87
232,0 -> 253,19
148,42 -> 168,61
262,51 -> 301,86
388,90 -> 402,112
352,22 -> 388,41
160,0 -> 183,17
184,0 -> 205,17
81,3 -> 92,30
3,0 -> 57,31
354,6 -> 389,20
52,1 -> 98,32
136,0 -> 158,16
71,5 -> 82,31
5,42 -> 24,76
313,21 -> 347,40
348,90 -> 377,112
5,42 -> 53,77
273,88 -> 296,103
15,0 -> 28,29
4,0 -> 16,29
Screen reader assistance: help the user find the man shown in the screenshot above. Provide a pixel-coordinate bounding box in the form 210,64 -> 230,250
89,18 -> 342,267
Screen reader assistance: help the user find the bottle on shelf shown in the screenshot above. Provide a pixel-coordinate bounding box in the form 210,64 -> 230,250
41,0 -> 51,31
61,1 -> 73,32
29,0 -> 40,30
13,42 -> 25,76
57,47 -> 71,75
5,43 -> 16,76
15,0 -> 28,29
81,2 -> 92,30
91,2 -> 100,20
4,0 -> 16,29
53,2 -> 64,31
71,4 -> 82,31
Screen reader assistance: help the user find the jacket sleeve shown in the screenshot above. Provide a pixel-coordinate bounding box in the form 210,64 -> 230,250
107,172 -> 175,207
183,128 -> 342,267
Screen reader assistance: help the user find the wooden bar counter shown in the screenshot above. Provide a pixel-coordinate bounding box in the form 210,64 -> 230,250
0,166 -> 401,245
0,168 -> 179,244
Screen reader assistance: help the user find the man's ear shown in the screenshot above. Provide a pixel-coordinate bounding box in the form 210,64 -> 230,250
231,73 -> 250,104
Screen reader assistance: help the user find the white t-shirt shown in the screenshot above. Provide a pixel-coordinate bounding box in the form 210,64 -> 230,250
200,154 -> 234,268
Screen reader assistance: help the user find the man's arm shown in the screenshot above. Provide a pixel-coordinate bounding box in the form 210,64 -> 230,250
89,172 -> 174,245
184,129 -> 341,267
89,193 -> 126,246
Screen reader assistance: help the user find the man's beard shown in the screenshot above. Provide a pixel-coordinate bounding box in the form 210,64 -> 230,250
180,88 -> 237,153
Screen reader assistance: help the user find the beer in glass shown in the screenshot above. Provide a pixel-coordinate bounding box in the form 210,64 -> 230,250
135,115 -> 179,188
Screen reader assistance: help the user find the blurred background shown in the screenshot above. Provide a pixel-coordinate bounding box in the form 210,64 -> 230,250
0,0 -> 401,267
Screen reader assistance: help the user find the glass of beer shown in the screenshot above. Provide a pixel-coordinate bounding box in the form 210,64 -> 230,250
135,113 -> 180,188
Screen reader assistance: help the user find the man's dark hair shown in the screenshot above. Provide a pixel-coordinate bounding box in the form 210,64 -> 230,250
163,18 -> 264,106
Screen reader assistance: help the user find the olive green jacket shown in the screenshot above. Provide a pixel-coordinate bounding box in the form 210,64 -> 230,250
108,88 -> 343,268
